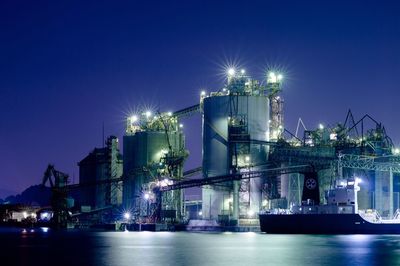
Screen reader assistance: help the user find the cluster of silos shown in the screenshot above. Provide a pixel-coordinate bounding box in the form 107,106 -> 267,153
201,70 -> 270,223
123,113 -> 186,221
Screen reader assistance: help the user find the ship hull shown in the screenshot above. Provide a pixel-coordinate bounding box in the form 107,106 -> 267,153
259,213 -> 400,234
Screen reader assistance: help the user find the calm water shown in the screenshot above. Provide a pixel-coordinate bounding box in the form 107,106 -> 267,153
1,227 -> 400,266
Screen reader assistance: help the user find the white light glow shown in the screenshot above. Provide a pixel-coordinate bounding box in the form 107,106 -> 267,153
319,123 -> 324,130
124,212 -> 131,219
179,124 -> 183,128
200,90 -> 206,96
247,210 -> 255,217
159,178 -> 173,187
144,193 -> 150,200
167,112 -> 173,117
240,69 -> 245,74
268,72 -> 283,84
227,68 -> 236,76
145,111 -> 152,118
130,115 -> 138,123
198,211 -> 202,216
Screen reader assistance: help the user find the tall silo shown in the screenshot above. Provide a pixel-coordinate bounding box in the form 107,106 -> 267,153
202,70 -> 270,223
123,112 -> 187,221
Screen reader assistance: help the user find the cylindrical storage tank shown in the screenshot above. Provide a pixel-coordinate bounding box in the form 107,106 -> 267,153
123,130 -> 184,214
202,95 -> 270,176
202,94 -> 269,219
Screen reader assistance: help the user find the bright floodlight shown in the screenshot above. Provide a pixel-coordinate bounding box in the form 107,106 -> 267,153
123,212 -> 131,219
198,211 -> 203,216
227,68 -> 236,76
179,124 -> 183,128
200,90 -> 206,96
145,111 -> 152,118
245,155 -> 250,162
247,210 -> 255,217
268,72 -> 283,84
130,115 -> 138,123
394,148 -> 400,155
240,69 -> 246,74
355,177 -> 362,184
167,112 -> 172,117
319,123 -> 324,130
144,193 -> 150,200
268,72 -> 277,83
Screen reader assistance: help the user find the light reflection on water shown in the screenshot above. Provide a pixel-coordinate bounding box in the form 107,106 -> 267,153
1,229 -> 400,266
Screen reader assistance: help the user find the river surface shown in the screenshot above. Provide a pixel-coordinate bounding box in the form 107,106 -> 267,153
1,227 -> 400,266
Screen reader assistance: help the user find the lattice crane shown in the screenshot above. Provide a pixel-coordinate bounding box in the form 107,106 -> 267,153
42,164 -> 69,228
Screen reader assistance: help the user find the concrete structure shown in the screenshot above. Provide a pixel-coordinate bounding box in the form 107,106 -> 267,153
201,69 -> 271,223
123,111 -> 187,221
78,136 -> 123,210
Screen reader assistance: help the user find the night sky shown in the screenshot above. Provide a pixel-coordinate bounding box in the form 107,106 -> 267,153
1,0 -> 399,197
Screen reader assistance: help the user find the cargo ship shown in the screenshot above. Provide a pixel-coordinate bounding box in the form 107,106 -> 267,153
259,173 -> 400,234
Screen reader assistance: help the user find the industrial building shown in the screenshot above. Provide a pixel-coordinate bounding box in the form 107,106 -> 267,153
201,69 -> 272,224
118,68 -> 400,226
40,67 -> 400,229
78,136 -> 123,211
123,111 -> 188,222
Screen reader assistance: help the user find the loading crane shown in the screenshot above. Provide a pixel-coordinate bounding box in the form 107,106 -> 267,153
41,163 -> 125,228
42,164 -> 69,228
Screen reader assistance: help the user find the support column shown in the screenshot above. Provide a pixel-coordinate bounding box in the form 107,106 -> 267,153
288,173 -> 302,207
375,170 -> 391,218
232,180 -> 239,224
390,167 -> 394,218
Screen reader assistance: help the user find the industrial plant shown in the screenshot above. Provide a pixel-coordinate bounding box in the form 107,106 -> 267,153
3,68 -> 400,231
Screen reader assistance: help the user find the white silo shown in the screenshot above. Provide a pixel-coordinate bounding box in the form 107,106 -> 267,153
202,70 -> 270,223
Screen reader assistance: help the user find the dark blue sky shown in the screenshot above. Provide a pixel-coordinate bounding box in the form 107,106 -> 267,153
1,0 -> 399,196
